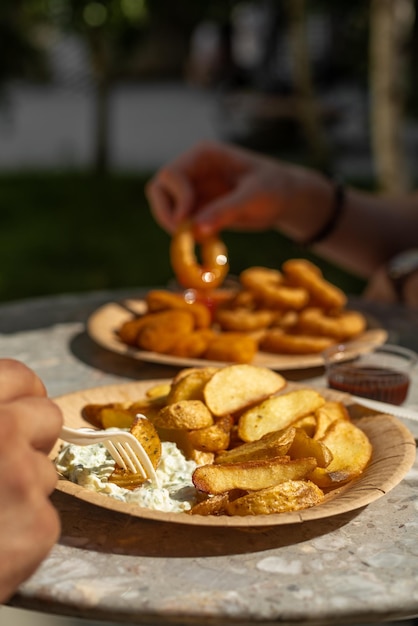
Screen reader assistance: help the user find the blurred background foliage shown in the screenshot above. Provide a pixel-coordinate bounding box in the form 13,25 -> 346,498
0,0 -> 416,302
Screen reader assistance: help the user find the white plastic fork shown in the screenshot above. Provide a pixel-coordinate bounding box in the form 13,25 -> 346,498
60,425 -> 159,485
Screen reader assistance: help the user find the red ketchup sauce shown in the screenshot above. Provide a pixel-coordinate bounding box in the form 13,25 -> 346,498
327,364 -> 410,405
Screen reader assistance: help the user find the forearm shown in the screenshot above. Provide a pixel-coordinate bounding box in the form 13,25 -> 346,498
277,173 -> 418,278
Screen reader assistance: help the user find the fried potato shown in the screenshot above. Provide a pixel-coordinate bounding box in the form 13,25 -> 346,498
189,492 -> 243,516
109,415 -> 162,489
146,383 -> 171,400
137,310 -> 195,353
215,427 -> 296,464
192,456 -> 317,494
238,389 -> 325,442
313,401 -> 350,440
204,332 -> 258,364
288,428 -> 333,468
226,480 -> 324,516
292,414 -> 317,437
82,402 -> 136,429
203,363 -> 286,417
167,367 -> 218,404
309,420 -> 372,488
154,400 -> 214,430
187,415 -> 233,452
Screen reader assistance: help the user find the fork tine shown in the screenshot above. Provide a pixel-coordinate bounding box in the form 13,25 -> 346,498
103,441 -> 129,471
114,441 -> 147,478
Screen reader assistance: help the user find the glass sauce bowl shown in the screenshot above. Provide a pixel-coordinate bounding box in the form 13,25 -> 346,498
322,342 -> 417,405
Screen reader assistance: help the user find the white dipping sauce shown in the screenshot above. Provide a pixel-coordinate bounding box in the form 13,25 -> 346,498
55,440 -> 198,513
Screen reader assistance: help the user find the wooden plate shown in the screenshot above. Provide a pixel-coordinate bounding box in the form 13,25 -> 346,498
87,299 -> 388,371
51,380 -> 416,527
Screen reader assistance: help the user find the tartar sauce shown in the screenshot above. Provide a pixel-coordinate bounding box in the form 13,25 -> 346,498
55,440 -> 198,513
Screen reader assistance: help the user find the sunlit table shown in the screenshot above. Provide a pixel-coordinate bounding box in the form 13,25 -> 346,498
2,289 -> 418,626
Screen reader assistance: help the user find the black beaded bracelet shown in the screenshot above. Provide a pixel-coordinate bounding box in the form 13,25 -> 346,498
303,180 -> 346,247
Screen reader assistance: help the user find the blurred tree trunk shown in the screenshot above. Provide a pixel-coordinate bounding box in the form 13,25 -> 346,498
369,0 -> 414,193
285,0 -> 330,172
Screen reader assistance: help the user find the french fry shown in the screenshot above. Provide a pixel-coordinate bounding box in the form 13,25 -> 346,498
167,367 -> 218,403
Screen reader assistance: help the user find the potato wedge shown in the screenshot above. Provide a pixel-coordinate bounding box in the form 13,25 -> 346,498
187,415 -> 233,452
238,389 -> 325,442
82,402 -> 136,429
226,480 -> 324,516
215,427 -> 296,464
192,456 -> 317,494
309,420 -> 372,488
154,400 -> 214,430
167,367 -> 218,404
109,415 -> 162,489
313,401 -> 350,440
288,428 -> 333,468
203,364 -> 286,417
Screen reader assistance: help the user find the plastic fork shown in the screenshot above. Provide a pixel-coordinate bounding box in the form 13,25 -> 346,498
60,425 -> 159,485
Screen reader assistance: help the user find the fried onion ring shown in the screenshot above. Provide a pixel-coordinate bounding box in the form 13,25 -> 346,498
170,222 -> 229,291
240,267 -> 309,310
297,307 -> 367,341
282,259 -> 347,310
260,328 -> 335,355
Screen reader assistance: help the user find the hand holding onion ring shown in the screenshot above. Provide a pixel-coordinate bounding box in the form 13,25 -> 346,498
170,222 -> 229,291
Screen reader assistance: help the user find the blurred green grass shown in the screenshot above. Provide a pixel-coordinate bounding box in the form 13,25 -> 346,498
0,171 -> 366,303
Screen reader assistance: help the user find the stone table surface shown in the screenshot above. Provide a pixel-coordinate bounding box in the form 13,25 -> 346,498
2,289 -> 418,626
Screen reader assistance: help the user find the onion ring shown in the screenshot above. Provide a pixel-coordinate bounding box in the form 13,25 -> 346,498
240,267 -> 309,310
170,222 -> 229,291
297,307 -> 366,341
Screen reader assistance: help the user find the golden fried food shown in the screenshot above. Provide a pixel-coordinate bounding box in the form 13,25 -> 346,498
296,307 -> 367,341
187,414 -> 233,452
313,401 -> 350,440
203,363 -> 286,417
238,388 -> 325,442
225,480 -> 324,516
82,402 -> 137,429
137,309 -> 195,353
109,415 -> 162,489
170,221 -> 229,291
288,428 -> 333,468
117,314 -> 156,347
309,419 -> 372,488
260,328 -> 334,354
215,305 -> 276,332
192,456 -> 318,494
240,266 -> 309,310
145,289 -> 211,328
215,427 -> 296,464
204,332 -> 258,364
167,367 -> 218,403
282,258 -> 347,309
167,329 -> 216,358
154,399 -> 214,430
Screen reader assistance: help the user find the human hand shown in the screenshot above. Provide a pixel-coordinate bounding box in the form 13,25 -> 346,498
146,140 -> 301,239
0,359 -> 63,602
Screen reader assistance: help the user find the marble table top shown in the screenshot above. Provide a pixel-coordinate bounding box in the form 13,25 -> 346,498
2,289 -> 418,625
